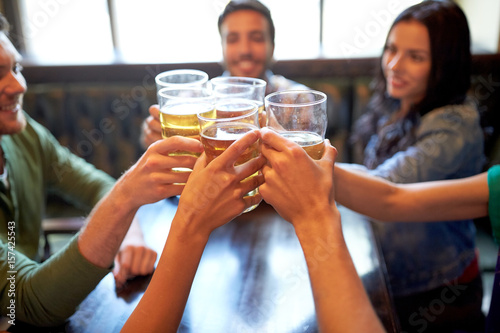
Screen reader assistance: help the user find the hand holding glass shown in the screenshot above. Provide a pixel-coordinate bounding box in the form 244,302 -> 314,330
198,99 -> 261,212
264,90 -> 327,160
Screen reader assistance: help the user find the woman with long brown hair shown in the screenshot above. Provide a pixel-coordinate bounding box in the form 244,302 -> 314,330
347,1 -> 485,331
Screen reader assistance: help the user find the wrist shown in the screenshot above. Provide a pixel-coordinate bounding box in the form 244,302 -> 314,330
293,204 -> 343,244
109,176 -> 139,212
170,210 -> 212,246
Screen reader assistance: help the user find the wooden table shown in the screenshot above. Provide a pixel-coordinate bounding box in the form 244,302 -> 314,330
31,198 -> 400,332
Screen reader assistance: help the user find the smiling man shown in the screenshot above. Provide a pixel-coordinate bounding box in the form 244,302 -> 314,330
139,0 -> 310,149
0,32 -> 26,135
217,0 -> 308,94
0,13 -> 157,291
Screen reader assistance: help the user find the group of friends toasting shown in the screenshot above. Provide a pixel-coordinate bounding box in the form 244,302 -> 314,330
0,0 -> 498,332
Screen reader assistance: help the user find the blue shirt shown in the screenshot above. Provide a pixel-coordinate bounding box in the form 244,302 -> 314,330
346,101 -> 485,296
222,70 -> 309,95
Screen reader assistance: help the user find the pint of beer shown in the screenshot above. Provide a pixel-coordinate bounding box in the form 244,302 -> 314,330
264,90 -> 327,160
198,99 -> 261,213
158,87 -> 215,170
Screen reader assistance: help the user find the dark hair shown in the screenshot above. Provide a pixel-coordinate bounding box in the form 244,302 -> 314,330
217,0 -> 275,45
351,1 -> 472,167
383,0 -> 470,113
0,12 -> 10,35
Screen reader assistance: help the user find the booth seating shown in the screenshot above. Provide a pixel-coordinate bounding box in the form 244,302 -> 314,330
21,55 -> 500,220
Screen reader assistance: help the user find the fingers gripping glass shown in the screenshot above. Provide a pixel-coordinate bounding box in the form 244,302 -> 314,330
197,99 -> 261,213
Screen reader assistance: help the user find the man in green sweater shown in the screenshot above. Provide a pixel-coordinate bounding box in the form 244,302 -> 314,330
0,133 -> 205,327
0,11 -> 211,327
0,11 -> 163,324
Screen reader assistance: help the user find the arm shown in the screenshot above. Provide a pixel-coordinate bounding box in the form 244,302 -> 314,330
36,116 -> 202,285
110,134 -> 205,286
334,164 -> 489,222
0,237 -> 110,326
0,136 -> 208,326
78,136 -> 205,268
110,131 -> 205,287
122,130 -> 265,332
259,128 -> 384,333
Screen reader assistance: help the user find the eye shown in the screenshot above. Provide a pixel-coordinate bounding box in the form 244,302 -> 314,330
225,33 -> 238,44
249,32 -> 265,43
12,63 -> 23,74
384,44 -> 396,54
409,52 -> 426,62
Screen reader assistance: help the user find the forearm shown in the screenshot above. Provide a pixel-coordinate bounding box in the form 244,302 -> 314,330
1,238 -> 109,326
78,182 -> 139,269
334,164 -> 488,222
401,174 -> 488,221
122,218 -> 209,332
334,164 -> 402,221
294,207 -> 384,333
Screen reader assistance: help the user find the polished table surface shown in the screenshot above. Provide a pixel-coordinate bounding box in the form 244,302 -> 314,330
63,198 -> 399,333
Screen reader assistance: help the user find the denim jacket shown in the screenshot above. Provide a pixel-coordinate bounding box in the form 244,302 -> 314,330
348,101 -> 485,296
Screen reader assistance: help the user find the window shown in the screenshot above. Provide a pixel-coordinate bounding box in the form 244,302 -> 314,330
322,0 -> 421,58
8,0 -> 500,65
265,0 -> 321,60
18,0 -> 114,64
111,0 -> 222,64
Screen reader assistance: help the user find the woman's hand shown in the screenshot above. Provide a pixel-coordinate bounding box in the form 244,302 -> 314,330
176,129 -> 266,237
259,128 -> 338,228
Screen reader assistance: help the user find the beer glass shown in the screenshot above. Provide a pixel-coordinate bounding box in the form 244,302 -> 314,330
155,69 -> 209,91
210,76 -> 266,126
158,87 -> 215,172
264,90 -> 327,160
198,99 -> 261,213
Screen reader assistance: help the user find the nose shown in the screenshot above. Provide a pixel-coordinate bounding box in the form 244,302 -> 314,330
3,71 -> 26,96
237,37 -> 252,55
387,52 -> 403,72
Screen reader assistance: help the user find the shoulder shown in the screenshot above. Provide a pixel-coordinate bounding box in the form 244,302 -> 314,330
421,100 -> 480,124
267,73 -> 309,92
418,100 -> 481,133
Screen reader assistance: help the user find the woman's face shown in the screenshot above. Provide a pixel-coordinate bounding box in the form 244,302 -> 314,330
382,20 -> 431,111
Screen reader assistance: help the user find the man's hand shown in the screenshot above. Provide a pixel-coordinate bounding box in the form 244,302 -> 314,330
113,217 -> 157,290
140,104 -> 163,149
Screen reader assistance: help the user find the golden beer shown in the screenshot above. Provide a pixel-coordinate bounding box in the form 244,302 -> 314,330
160,104 -> 215,157
201,122 -> 261,211
257,104 -> 266,128
201,122 -> 260,163
281,131 -> 325,160
215,102 -> 262,117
